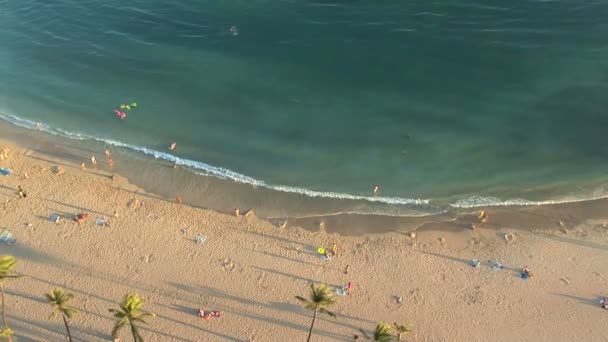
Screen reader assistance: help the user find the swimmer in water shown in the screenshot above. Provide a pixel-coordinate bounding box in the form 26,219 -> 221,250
169,142 -> 177,151
373,185 -> 380,195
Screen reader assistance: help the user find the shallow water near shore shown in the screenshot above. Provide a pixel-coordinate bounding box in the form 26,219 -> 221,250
2,0 -> 608,216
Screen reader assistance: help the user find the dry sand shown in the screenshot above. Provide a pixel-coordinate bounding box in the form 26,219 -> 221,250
0,139 -> 608,342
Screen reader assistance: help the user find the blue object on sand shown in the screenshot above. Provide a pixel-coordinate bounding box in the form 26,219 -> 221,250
0,230 -> 15,245
0,168 -> 11,176
471,259 -> 480,267
520,272 -> 529,280
491,261 -> 503,271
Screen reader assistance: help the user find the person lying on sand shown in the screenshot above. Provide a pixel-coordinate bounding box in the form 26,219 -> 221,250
74,213 -> 88,224
198,308 -> 223,320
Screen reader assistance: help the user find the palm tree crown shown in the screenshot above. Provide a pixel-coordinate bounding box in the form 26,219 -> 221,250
46,288 -> 79,342
373,322 -> 396,342
0,257 -> 20,283
0,256 -> 22,342
393,322 -> 413,340
46,288 -> 79,320
295,283 -> 338,342
296,283 -> 338,313
109,294 -> 155,342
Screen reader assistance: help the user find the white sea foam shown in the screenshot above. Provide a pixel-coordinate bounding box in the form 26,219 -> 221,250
450,194 -> 608,208
0,113 -> 428,206
4,112 -> 604,210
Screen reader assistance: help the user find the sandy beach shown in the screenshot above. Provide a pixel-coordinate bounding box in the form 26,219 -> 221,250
1,135 -> 608,342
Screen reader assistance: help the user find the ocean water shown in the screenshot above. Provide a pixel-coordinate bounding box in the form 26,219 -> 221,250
2,0 -> 608,214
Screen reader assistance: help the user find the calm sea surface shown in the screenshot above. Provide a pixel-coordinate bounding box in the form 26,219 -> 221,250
2,0 -> 608,211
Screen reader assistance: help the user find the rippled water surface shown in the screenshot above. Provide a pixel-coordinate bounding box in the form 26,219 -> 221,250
2,0 -> 608,210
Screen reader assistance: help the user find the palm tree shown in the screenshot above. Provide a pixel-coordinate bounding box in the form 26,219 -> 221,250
109,294 -> 155,342
393,322 -> 413,341
0,256 -> 22,342
0,329 -> 13,340
360,322 -> 397,342
295,283 -> 338,342
46,288 -> 79,341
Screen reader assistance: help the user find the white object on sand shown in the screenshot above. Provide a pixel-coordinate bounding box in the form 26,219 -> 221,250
195,234 -> 207,244
0,231 -> 16,245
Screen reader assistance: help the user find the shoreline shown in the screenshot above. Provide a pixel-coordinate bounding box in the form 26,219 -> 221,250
2,118 -> 608,236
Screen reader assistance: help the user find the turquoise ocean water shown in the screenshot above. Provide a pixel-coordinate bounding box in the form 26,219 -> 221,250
2,0 -> 608,215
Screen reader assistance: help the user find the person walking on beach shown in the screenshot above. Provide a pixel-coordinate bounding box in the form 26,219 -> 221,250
344,265 -> 349,275
331,242 -> 338,257
17,185 -> 27,199
91,156 -> 97,165
104,149 -> 111,157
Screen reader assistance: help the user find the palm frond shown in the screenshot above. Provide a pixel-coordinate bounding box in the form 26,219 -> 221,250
295,296 -> 311,304
319,307 -> 336,319
374,322 -> 395,342
298,284 -> 338,308
359,328 -> 371,340
46,288 -> 79,321
64,307 -> 79,319
111,318 -> 127,338
48,311 -> 58,320
393,322 -> 413,337
0,328 -> 13,338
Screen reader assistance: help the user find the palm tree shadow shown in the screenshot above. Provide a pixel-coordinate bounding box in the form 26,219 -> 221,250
251,266 -> 342,288
42,198 -> 111,216
418,250 -> 472,266
535,232 -> 608,251
269,301 -> 302,314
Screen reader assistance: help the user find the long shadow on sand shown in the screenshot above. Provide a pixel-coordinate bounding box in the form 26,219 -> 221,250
552,293 -> 602,309
419,251 -> 521,275
534,232 -> 608,251
245,248 -> 342,271
41,198 -> 111,216
168,282 -> 352,341
170,281 -> 373,332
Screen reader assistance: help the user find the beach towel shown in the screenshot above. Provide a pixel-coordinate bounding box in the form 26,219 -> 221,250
50,214 -> 61,223
195,234 -> 207,244
0,231 -> 15,245
0,168 -> 11,176
334,287 -> 347,296
491,261 -> 503,271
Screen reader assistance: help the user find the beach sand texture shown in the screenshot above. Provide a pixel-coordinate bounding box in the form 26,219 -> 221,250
0,140 -> 608,342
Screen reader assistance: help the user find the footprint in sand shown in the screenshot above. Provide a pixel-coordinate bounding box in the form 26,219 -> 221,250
465,285 -> 483,305
220,257 -> 236,271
